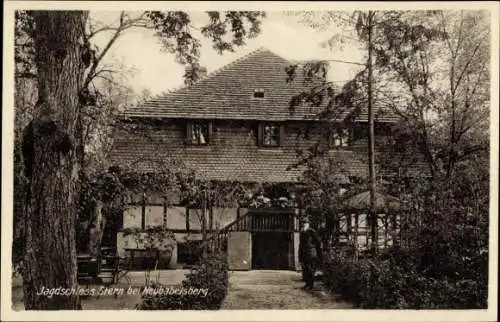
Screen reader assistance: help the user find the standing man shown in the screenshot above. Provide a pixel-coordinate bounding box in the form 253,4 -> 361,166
299,218 -> 322,290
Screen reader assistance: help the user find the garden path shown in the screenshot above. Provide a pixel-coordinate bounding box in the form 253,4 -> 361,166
12,269 -> 353,310
221,270 -> 354,309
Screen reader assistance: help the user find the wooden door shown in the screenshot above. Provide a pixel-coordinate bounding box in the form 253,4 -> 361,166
252,232 -> 293,270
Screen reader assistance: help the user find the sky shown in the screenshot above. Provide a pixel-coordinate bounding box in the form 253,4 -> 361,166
90,11 -> 366,97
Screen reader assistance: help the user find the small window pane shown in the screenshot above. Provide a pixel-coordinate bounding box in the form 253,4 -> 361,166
331,127 -> 350,148
190,122 -> 209,145
262,124 -> 279,146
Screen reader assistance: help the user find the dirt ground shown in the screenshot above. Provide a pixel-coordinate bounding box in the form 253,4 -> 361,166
221,270 -> 353,309
11,269 -> 352,310
10,270 -> 189,310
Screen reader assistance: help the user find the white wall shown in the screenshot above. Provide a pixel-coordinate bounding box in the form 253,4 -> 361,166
122,205 -> 241,231
123,206 -> 142,229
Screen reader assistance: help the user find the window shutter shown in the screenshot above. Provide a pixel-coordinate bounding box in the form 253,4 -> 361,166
163,196 -> 168,228
185,121 -> 193,145
279,124 -> 285,147
257,123 -> 263,146
208,121 -> 213,144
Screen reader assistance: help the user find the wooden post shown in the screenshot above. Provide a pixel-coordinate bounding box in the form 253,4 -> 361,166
163,194 -> 168,229
141,192 -> 146,230
346,213 -> 352,242
354,213 -> 359,260
202,189 -> 208,247
367,10 -> 378,256
185,207 -> 190,232
384,215 -> 389,247
209,206 -> 214,232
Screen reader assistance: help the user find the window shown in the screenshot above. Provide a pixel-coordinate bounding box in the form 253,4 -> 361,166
258,123 -> 283,147
330,128 -> 350,148
186,121 -> 211,145
263,124 -> 279,146
253,88 -> 265,99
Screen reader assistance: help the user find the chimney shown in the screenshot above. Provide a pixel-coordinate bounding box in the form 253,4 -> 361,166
185,66 -> 207,85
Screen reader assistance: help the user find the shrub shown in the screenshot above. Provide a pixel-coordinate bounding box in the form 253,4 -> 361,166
322,247 -> 488,309
137,250 -> 229,310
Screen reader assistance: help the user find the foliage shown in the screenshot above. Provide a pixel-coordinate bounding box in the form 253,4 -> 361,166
246,194 -> 296,209
122,227 -> 176,251
76,158 -> 188,213
122,227 -> 177,284
287,10 -> 489,182
137,251 -> 229,310
322,172 -> 488,309
146,11 -> 266,85
370,11 -> 490,180
324,247 -> 487,309
297,156 -> 351,231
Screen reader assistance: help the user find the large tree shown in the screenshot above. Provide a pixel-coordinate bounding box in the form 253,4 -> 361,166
369,10 -> 490,180
286,10 -> 489,255
22,10 -> 88,309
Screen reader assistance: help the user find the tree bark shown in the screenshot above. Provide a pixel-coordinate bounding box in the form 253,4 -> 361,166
22,11 -> 87,310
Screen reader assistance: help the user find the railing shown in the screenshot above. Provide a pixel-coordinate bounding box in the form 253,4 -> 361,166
250,213 -> 295,232
206,209 -> 299,252
206,211 -> 252,251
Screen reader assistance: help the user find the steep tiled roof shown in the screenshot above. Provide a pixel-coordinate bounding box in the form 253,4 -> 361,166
122,48 -> 354,122
112,147 -> 371,183
111,48 -> 417,184
111,142 -> 427,184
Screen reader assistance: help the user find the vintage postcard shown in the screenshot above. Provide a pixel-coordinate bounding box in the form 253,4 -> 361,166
1,1 -> 498,321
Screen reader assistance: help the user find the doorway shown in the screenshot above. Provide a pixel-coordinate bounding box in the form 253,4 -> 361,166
252,231 -> 293,270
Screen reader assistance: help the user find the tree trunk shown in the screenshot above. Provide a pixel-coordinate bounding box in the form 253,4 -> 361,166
22,11 -> 87,310
367,11 -> 378,256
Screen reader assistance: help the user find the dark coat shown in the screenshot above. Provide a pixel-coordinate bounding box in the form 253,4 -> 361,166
299,228 -> 322,263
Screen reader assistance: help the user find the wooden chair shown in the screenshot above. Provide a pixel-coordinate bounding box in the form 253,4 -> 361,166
98,247 -> 121,285
77,254 -> 99,285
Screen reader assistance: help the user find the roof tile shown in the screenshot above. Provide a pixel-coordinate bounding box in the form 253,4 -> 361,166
122,48 -> 355,121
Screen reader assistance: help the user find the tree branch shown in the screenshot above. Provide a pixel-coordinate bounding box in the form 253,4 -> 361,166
84,11 -> 147,89
87,26 -> 120,39
455,146 -> 488,162
452,38 -> 485,96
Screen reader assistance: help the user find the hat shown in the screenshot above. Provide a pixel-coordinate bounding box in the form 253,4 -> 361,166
300,217 -> 310,224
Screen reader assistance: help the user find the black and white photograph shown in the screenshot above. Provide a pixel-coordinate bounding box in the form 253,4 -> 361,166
1,1 -> 498,321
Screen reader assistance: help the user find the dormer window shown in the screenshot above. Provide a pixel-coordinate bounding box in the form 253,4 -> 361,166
253,89 -> 265,99
186,121 -> 212,145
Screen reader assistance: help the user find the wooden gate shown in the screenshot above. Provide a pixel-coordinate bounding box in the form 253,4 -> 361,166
209,208 -> 299,270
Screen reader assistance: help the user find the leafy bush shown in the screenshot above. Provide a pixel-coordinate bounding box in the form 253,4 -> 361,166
323,247 -> 488,309
137,250 -> 229,310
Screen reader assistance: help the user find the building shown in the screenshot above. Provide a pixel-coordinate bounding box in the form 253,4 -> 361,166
109,48 -> 424,270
